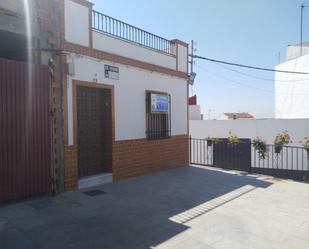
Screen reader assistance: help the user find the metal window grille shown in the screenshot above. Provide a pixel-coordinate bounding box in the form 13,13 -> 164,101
146,91 -> 171,139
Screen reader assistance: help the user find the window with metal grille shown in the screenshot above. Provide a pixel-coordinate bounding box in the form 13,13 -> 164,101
146,91 -> 171,139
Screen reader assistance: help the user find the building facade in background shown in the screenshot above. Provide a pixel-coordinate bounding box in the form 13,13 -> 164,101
188,95 -> 203,120
275,42 -> 309,119
219,112 -> 254,120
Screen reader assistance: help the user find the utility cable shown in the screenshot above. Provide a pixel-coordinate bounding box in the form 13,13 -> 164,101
190,55 -> 309,75
196,64 -> 309,96
212,61 -> 309,83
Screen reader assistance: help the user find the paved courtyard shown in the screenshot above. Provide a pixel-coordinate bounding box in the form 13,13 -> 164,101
1,165 -> 309,249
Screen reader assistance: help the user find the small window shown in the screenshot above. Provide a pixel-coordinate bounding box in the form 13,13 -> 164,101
146,91 -> 171,139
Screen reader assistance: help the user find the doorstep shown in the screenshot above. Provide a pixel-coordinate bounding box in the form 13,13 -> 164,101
78,173 -> 113,189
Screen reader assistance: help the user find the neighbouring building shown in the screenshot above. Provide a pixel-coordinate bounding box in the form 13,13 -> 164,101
0,0 -> 189,202
0,0 -> 65,201
275,42 -> 309,118
218,112 -> 254,120
188,95 -> 203,120
286,41 -> 309,61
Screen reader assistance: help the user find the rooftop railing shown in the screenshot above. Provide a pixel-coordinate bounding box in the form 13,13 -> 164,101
92,10 -> 175,55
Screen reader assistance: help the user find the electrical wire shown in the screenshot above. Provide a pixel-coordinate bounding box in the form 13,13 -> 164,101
196,64 -> 309,96
191,55 -> 309,75
213,61 -> 309,83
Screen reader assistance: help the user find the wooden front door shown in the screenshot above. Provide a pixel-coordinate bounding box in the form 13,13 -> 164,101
77,86 -> 112,178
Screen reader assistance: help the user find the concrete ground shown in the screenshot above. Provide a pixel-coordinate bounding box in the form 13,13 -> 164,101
1,166 -> 309,249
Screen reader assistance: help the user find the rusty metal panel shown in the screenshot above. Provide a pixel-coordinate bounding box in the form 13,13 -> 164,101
0,58 -> 51,203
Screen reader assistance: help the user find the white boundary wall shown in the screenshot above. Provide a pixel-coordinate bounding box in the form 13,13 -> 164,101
190,119 -> 309,146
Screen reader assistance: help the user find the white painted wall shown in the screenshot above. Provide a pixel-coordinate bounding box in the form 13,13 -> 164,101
93,32 -> 177,71
64,0 -> 89,47
189,105 -> 202,120
275,54 -> 309,118
216,114 -> 229,120
177,44 -> 188,73
190,119 -> 309,146
67,54 -> 188,144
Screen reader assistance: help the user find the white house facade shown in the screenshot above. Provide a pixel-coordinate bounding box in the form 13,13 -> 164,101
62,0 -> 189,189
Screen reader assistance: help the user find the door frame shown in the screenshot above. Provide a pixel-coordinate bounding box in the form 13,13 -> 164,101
72,80 -> 115,176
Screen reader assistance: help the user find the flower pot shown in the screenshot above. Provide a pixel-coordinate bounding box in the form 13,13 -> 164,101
207,139 -> 212,147
275,145 -> 282,154
259,144 -> 267,159
259,143 -> 266,152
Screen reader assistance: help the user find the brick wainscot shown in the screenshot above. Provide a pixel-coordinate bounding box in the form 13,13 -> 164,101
113,135 -> 189,181
64,135 -> 189,190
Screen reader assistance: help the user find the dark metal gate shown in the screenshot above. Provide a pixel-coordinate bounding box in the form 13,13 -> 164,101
190,137 -> 309,181
77,86 -> 112,177
190,137 -> 251,172
0,59 -> 51,203
213,139 -> 251,172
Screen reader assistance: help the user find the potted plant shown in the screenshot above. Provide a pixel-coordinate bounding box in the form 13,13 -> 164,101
227,132 -> 239,147
300,137 -> 309,155
206,136 -> 219,147
252,137 -> 267,159
273,131 -> 292,154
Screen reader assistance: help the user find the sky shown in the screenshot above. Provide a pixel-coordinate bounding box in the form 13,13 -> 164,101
92,0 -> 309,118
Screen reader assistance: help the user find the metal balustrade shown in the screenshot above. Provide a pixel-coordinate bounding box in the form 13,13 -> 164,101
190,137 -> 309,181
92,10 -> 175,55
251,144 -> 309,180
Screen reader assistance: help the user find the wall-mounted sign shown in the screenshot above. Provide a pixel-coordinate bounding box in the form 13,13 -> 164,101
150,93 -> 169,113
104,65 -> 119,80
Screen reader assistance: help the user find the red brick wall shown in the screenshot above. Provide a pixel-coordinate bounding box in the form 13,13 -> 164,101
112,135 -> 189,181
189,95 -> 197,105
64,135 -> 188,189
